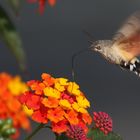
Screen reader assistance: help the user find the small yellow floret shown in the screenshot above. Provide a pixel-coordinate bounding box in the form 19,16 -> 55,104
72,102 -> 87,113
58,78 -> 68,85
76,95 -> 90,108
55,82 -> 65,92
23,105 -> 33,116
59,99 -> 71,110
44,87 -> 61,99
67,82 -> 81,96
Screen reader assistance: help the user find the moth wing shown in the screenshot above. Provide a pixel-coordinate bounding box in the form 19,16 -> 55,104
113,11 -> 140,43
113,11 -> 140,57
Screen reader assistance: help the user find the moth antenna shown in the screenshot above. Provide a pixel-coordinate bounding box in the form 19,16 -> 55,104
72,48 -> 90,81
82,30 -> 94,43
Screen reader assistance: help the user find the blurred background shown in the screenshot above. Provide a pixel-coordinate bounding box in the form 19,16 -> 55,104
0,0 -> 140,139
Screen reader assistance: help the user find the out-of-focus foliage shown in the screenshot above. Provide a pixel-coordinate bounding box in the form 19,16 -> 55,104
87,129 -> 123,140
0,72 -> 31,138
0,119 -> 16,140
0,5 -> 26,71
6,0 -> 21,15
56,133 -> 70,140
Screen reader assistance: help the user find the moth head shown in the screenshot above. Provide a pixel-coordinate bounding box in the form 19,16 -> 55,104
91,40 -> 113,54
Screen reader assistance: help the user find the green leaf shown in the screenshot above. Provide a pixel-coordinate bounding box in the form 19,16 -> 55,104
0,119 -> 16,139
56,133 -> 70,140
0,6 -> 26,72
6,0 -> 21,15
87,128 -> 123,140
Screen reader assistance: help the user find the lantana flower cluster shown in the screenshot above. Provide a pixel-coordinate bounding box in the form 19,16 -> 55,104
66,125 -> 88,140
93,112 -> 113,135
0,73 -> 31,138
19,73 -> 92,134
28,0 -> 56,14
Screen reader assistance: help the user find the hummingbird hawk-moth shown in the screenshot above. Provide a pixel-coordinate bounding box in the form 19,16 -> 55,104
72,11 -> 140,79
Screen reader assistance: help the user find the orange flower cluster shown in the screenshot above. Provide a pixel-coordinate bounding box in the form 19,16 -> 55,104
28,0 -> 56,14
0,73 -> 31,138
19,73 -> 92,134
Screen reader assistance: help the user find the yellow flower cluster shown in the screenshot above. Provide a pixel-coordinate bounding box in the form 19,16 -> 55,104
44,77 -> 90,113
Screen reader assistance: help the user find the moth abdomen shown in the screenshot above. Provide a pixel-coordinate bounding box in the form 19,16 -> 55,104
120,60 -> 140,76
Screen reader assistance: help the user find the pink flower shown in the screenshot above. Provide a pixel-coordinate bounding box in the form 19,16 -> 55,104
93,112 -> 112,135
66,125 -> 88,140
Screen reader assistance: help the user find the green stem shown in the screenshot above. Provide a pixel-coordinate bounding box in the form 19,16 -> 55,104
24,123 -> 45,140
55,133 -> 60,140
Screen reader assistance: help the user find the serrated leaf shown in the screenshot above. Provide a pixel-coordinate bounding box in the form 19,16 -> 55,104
6,0 -> 21,15
87,129 -> 123,140
0,6 -> 26,72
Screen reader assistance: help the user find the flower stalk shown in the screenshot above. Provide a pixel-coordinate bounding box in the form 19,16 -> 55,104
24,123 -> 45,140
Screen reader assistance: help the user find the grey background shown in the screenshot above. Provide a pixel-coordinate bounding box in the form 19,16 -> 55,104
0,0 -> 140,140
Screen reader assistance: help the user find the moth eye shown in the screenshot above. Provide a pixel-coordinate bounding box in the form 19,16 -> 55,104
96,46 -> 101,50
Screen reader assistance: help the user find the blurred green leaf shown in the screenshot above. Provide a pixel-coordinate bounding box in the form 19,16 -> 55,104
0,119 -> 16,140
6,0 -> 21,15
87,128 -> 123,140
0,5 -> 26,71
56,133 -> 70,140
